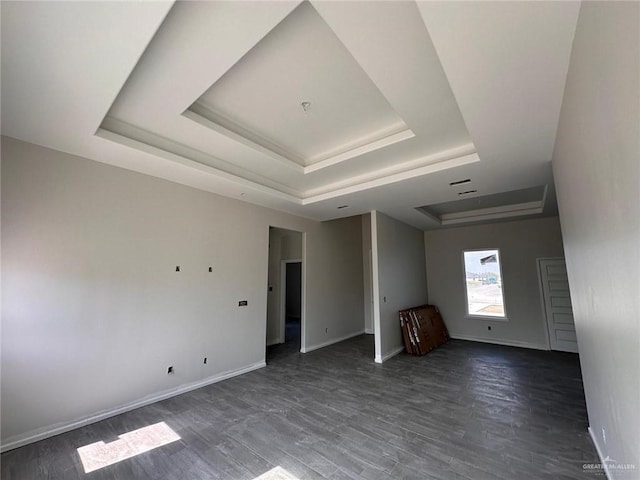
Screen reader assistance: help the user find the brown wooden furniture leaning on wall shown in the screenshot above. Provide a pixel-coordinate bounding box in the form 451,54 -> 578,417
399,304 -> 449,355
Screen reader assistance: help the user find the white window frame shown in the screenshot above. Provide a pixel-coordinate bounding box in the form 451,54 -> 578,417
462,248 -> 508,321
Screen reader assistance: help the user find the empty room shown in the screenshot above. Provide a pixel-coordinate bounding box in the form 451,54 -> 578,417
1,1 -> 638,479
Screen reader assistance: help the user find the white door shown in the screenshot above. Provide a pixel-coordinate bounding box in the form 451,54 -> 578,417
538,258 -> 578,353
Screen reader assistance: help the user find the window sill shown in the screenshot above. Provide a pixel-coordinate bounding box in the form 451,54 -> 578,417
465,314 -> 509,322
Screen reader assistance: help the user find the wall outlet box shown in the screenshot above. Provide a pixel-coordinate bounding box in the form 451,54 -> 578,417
238,300 -> 248,306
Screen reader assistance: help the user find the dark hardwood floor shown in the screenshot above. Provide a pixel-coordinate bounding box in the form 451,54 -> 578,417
1,335 -> 598,479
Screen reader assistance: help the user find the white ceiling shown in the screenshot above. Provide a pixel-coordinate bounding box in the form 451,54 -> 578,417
193,1 -> 410,167
0,1 -> 581,229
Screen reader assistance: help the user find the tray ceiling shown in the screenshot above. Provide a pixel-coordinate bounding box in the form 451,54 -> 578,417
417,185 -> 550,226
99,0 -> 477,205
190,1 -> 412,170
1,0 -> 581,228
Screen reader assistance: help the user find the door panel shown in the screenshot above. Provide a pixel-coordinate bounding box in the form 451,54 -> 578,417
556,329 -> 577,342
550,296 -> 572,308
539,258 -> 578,353
552,312 -> 574,325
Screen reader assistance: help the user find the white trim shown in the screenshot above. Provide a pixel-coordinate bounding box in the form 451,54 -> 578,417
449,334 -> 548,351
301,233 -> 308,352
537,257 -> 564,351
461,248 -> 508,320
302,152 -> 479,204
184,105 -> 306,173
99,119 -> 479,206
464,314 -> 509,322
374,345 -> 405,364
187,104 -> 416,175
588,427 -> 614,480
371,211 -> 383,362
420,185 -> 549,226
440,201 -> 543,225
301,330 -> 364,353
303,128 -> 415,173
0,361 -> 266,453
97,125 -> 302,203
364,328 -> 375,334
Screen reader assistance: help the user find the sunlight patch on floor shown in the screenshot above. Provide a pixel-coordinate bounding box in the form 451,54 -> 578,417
77,421 -> 180,473
253,466 -> 301,480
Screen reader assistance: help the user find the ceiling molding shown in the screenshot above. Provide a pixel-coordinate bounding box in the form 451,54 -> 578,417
185,105 -> 416,175
416,185 -> 549,226
100,115 -> 478,204
303,143 -> 476,197
303,152 -> 480,204
183,106 -> 305,173
96,126 -> 303,204
303,128 -> 415,174
440,201 -> 544,225
1,0 -> 580,229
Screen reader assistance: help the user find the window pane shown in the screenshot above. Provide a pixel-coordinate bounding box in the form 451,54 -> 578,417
463,249 -> 505,317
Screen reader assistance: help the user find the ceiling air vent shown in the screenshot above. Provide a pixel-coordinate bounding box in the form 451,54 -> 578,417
449,178 -> 471,186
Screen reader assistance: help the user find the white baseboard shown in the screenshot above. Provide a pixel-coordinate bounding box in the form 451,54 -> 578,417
301,330 -> 364,353
0,361 -> 266,453
588,427 -> 613,480
364,328 -> 374,334
266,337 -> 283,347
449,334 -> 548,351
375,345 -> 405,364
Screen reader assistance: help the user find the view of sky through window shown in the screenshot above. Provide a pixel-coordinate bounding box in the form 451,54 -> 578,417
463,249 -> 506,317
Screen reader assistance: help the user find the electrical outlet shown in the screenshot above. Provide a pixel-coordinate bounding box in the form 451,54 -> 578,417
167,366 -> 174,375
238,300 -> 248,306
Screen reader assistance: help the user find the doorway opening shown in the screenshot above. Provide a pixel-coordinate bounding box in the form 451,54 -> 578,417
266,226 -> 304,362
283,260 -> 302,345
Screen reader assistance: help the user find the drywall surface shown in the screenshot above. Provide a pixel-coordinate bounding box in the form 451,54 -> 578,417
552,2 -> 640,474
362,213 -> 373,334
1,137 -> 364,449
424,217 -> 565,350
266,227 -> 302,346
372,211 -> 428,362
304,215 -> 364,351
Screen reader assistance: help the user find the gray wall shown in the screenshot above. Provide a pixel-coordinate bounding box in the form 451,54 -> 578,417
372,211 -> 428,363
552,1 -> 640,474
361,213 -> 373,334
425,217 -> 565,350
1,136 -> 364,449
304,215 -> 364,351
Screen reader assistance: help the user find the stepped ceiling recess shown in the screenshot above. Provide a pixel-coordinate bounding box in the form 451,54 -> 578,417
1,1 -> 581,228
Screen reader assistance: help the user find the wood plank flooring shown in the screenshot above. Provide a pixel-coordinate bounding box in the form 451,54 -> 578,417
1,336 -> 598,479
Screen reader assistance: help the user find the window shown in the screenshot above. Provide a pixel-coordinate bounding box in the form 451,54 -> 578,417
463,249 -> 506,318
